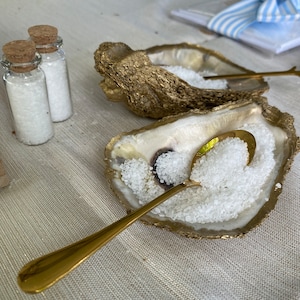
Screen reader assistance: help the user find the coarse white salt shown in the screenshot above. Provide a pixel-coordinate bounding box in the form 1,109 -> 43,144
163,65 -> 227,89
119,122 -> 276,224
190,138 -> 249,189
120,158 -> 164,203
154,151 -> 190,186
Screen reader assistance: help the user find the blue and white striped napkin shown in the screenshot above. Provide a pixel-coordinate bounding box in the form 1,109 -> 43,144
207,0 -> 300,38
171,0 -> 300,53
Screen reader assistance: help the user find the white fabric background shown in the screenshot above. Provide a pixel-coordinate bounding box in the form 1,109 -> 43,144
0,1 -> 299,299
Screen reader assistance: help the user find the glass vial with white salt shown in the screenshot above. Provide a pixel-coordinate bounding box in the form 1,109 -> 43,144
28,25 -> 73,122
1,40 -> 54,145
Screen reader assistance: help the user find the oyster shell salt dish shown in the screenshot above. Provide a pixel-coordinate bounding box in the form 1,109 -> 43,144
105,99 -> 299,239
94,42 -> 268,118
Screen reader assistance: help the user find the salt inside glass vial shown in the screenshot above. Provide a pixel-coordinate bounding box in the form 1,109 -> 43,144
28,25 -> 73,122
1,40 -> 54,145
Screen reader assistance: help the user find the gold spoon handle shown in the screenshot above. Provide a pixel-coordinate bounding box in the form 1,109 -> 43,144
18,179 -> 199,294
203,66 -> 300,80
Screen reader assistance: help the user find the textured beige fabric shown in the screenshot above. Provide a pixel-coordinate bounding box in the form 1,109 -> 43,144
0,1 -> 299,299
0,159 -> 10,188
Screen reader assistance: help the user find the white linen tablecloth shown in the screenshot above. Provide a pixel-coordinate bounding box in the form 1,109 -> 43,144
0,1 -> 299,299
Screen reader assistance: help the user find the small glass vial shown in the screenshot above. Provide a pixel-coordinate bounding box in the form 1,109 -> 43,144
1,40 -> 54,145
28,25 -> 73,122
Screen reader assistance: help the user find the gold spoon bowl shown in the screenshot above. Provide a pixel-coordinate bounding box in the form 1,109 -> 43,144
18,130 -> 256,294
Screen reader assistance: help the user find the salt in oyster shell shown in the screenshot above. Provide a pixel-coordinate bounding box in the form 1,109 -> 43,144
105,98 -> 299,239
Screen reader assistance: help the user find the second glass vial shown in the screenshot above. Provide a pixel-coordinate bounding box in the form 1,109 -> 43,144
28,25 -> 73,122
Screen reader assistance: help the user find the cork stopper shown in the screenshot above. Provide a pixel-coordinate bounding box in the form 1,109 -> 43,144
2,40 -> 37,72
28,25 -> 58,53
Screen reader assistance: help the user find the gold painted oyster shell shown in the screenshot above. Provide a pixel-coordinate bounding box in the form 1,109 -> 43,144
94,42 -> 268,118
105,98 -> 299,239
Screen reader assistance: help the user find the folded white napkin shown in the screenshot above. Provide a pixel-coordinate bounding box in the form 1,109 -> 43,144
207,0 -> 300,38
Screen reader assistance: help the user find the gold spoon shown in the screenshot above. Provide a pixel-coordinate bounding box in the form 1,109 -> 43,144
203,66 -> 300,80
18,130 -> 256,294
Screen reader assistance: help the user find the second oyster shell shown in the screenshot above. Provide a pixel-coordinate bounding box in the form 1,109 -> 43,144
94,42 -> 268,118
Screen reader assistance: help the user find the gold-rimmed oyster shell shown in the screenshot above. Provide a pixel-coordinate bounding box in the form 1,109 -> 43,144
104,98 -> 299,239
94,42 -> 268,118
